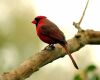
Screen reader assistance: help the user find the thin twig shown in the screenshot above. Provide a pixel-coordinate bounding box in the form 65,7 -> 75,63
78,0 -> 89,25
73,0 -> 89,31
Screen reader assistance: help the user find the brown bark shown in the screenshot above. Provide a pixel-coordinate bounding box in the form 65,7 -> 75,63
0,29 -> 100,80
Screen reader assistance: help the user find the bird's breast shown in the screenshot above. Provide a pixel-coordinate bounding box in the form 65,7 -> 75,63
36,27 -> 55,44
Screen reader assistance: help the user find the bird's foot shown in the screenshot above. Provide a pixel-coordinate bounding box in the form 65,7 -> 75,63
43,44 -> 55,51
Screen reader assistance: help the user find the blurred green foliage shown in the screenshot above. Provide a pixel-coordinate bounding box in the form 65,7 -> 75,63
74,74 -> 82,80
0,0 -> 40,72
73,64 -> 100,80
85,64 -> 96,73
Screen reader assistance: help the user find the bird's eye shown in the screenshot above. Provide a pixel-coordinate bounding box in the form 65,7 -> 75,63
35,18 -> 37,21
35,18 -> 40,22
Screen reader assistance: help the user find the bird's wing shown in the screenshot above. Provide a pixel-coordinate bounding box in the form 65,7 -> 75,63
40,24 -> 65,43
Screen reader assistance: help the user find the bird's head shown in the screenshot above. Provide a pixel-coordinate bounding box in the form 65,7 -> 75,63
32,16 -> 47,26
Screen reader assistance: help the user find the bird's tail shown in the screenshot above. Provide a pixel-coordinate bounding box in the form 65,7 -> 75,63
62,43 -> 79,69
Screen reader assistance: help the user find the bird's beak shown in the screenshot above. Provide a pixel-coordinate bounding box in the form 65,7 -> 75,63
32,20 -> 36,24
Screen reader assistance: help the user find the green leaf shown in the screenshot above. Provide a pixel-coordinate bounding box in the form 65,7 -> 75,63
85,64 -> 96,73
90,75 -> 100,80
74,74 -> 82,80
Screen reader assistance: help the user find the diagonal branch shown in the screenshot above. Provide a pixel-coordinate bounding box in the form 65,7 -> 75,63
0,29 -> 100,80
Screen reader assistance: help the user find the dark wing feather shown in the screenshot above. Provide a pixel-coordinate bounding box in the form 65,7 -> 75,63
40,19 -> 66,43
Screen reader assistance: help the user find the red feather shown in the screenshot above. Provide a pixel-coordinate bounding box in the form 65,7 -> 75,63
32,16 -> 78,69
36,18 -> 65,44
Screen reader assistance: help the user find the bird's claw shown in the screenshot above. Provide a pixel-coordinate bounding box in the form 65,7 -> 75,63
43,44 -> 55,51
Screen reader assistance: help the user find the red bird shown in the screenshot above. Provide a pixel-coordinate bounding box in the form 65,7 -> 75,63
32,16 -> 78,69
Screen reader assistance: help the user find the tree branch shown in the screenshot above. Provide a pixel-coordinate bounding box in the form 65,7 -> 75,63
0,29 -> 100,80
